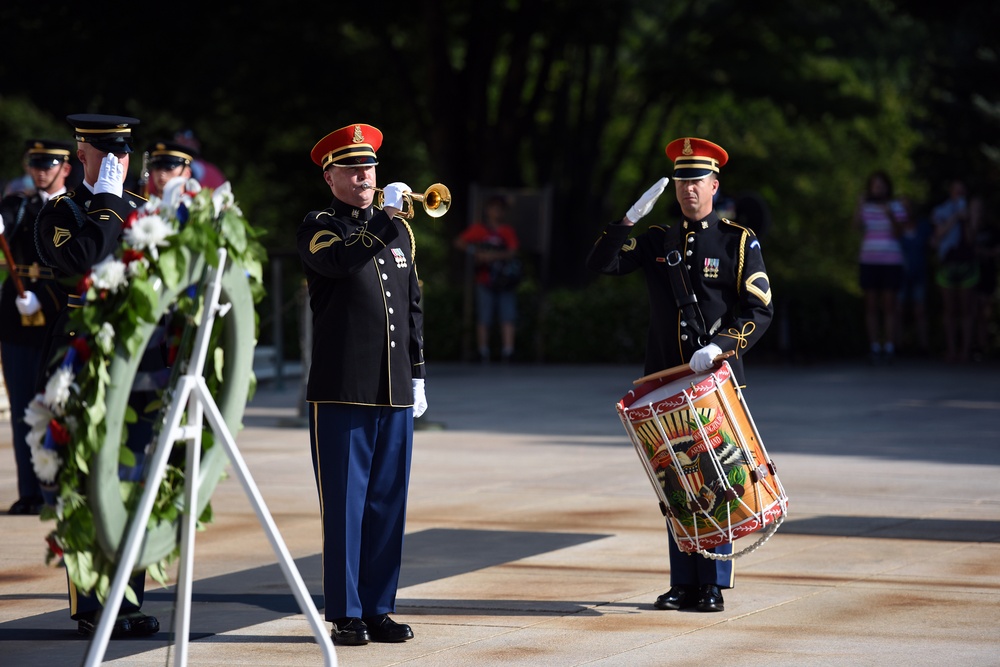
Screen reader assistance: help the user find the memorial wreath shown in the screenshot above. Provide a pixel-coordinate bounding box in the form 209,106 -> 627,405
24,178 -> 265,604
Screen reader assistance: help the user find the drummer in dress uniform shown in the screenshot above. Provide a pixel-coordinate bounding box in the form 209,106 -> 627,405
0,139 -> 73,515
33,114 -> 161,638
296,123 -> 427,646
586,137 -> 773,612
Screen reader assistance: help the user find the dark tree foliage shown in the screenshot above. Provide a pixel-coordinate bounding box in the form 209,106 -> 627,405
0,0 -> 996,301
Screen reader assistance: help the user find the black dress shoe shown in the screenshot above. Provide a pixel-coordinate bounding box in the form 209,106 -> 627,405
696,584 -> 725,612
654,585 -> 697,610
77,612 -> 159,637
8,497 -> 43,515
363,614 -> 414,642
332,617 -> 370,645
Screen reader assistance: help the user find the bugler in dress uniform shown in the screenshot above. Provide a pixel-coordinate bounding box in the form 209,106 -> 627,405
297,122 -> 424,646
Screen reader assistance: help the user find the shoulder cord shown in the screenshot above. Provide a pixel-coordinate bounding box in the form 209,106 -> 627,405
401,218 -> 416,262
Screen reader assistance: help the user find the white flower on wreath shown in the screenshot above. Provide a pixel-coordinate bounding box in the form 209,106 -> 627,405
32,448 -> 63,486
124,212 -> 173,261
212,181 -> 241,218
160,176 -> 201,216
43,367 -> 76,414
24,395 -> 59,483
24,394 -> 54,431
96,322 -> 115,354
89,255 -> 129,293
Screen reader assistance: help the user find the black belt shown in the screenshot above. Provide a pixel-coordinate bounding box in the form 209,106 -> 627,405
14,263 -> 55,280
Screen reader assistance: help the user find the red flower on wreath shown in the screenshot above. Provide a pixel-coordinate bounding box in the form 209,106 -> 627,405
46,534 -> 64,559
75,273 -> 93,294
70,337 -> 92,362
122,248 -> 145,265
48,419 -> 70,446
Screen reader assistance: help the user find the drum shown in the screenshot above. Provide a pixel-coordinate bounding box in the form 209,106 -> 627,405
617,361 -> 787,557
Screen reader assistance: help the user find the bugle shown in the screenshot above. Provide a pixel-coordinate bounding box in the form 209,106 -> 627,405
363,182 -> 451,219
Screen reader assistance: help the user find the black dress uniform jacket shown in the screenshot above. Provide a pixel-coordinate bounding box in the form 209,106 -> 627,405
0,191 -> 62,345
297,196 -> 426,406
586,210 -> 772,384
34,186 -> 146,377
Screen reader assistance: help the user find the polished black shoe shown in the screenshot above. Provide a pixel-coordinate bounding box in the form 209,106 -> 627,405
332,617 -> 370,645
8,497 -> 43,515
77,612 -> 159,638
653,586 -> 698,610
696,584 -> 725,612
363,613 -> 414,642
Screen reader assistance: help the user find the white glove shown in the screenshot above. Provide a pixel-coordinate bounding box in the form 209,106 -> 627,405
94,153 -> 125,196
16,291 -> 41,316
381,182 -> 411,210
689,343 -> 723,373
412,378 -> 427,418
626,177 -> 670,223
0,213 -> 5,235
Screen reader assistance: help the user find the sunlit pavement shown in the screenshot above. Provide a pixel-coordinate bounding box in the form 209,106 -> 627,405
2,358 -> 998,666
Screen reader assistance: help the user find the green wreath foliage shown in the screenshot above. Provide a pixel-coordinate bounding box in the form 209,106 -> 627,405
25,178 -> 266,604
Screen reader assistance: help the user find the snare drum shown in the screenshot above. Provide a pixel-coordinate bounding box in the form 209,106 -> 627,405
618,361 -> 787,556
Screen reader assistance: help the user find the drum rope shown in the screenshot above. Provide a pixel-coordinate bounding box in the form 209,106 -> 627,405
699,512 -> 785,561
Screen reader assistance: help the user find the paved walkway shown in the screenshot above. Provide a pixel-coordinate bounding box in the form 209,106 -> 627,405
1,358 -> 998,666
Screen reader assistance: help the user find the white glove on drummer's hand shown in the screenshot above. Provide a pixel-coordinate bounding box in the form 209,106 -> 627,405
626,177 -> 670,224
689,343 -> 723,373
0,213 -> 6,235
16,291 -> 41,316
382,182 -> 411,210
94,153 -> 125,196
412,378 -> 427,418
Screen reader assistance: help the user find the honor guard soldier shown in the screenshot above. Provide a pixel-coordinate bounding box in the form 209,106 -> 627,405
33,114 -> 161,638
297,123 -> 427,646
0,139 -> 73,515
142,139 -> 196,197
586,137 -> 773,613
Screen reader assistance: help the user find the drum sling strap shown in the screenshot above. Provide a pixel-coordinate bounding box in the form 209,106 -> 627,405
663,225 -> 711,355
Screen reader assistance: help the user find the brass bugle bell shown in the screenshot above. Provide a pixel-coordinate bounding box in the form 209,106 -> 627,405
364,182 -> 452,219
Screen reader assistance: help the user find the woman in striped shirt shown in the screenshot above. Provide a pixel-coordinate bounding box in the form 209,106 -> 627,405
853,171 -> 907,364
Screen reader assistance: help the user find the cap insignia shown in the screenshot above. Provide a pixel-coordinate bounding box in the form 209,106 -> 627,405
682,138 -> 693,155
353,125 -> 364,143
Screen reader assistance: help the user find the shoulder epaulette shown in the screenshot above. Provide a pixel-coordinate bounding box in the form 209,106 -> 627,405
721,218 -> 756,235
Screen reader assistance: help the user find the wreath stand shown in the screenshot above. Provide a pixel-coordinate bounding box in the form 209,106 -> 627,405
84,248 -> 337,667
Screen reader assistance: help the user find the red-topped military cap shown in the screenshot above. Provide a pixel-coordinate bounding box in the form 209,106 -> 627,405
310,123 -> 382,169
665,137 -> 729,180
